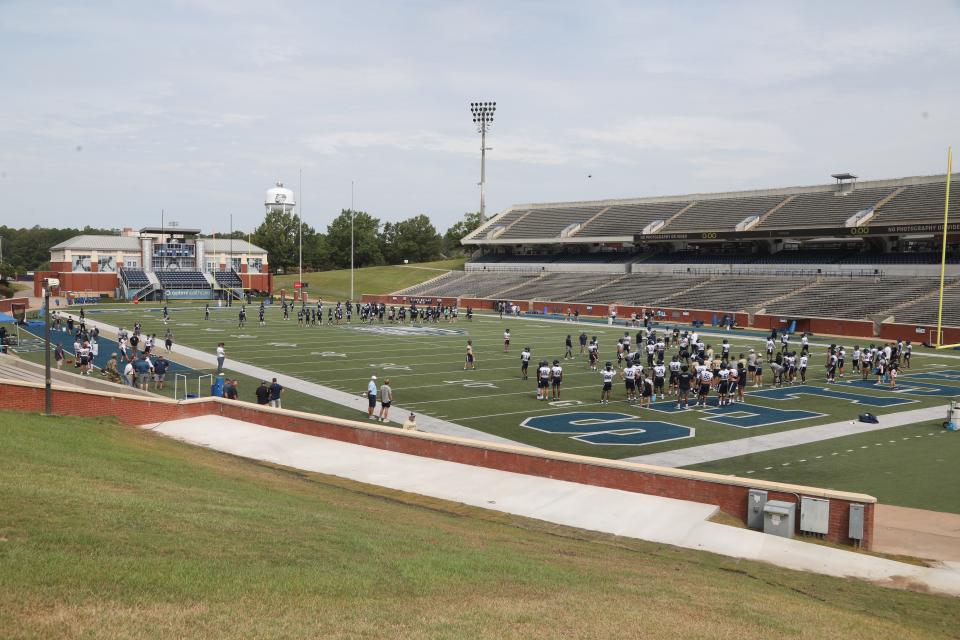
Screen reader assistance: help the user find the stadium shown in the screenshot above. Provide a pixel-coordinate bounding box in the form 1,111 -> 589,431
382,171 -> 960,344
3,4 -> 960,638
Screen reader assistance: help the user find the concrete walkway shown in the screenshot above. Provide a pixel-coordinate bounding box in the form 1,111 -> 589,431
875,504 -> 960,562
147,414 -> 960,596
66,312 -> 527,447
625,405 -> 947,468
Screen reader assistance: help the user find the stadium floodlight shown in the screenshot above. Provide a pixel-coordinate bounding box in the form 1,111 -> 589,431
470,101 -> 496,222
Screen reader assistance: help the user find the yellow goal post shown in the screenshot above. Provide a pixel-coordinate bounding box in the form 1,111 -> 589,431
935,146 -> 957,348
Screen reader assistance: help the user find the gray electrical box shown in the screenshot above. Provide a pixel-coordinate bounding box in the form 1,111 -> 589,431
763,500 -> 795,538
849,503 -> 865,541
747,489 -> 768,530
800,496 -> 830,535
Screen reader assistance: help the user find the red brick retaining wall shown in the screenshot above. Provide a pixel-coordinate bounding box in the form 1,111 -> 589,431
0,380 -> 875,548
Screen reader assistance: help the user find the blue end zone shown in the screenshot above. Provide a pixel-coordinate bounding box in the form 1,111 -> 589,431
647,397 -> 824,428
521,411 -> 693,446
748,384 -> 916,407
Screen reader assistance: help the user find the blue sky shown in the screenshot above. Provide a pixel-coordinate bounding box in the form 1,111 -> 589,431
1,0 -> 959,234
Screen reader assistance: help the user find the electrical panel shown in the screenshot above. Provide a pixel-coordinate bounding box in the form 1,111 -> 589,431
800,496 -> 830,535
747,489 -> 767,530
849,503 -> 865,541
763,500 -> 795,538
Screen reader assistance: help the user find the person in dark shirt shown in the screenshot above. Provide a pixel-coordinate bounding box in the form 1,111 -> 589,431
255,381 -> 270,405
675,365 -> 693,410
268,378 -> 283,409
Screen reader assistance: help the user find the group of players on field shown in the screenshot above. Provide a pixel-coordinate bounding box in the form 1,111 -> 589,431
500,325 -> 913,409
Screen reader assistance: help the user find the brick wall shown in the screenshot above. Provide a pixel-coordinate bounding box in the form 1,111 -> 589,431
0,297 -> 29,313
0,380 -> 875,548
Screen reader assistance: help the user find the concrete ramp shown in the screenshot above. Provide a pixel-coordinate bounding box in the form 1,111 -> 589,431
146,415 -> 960,596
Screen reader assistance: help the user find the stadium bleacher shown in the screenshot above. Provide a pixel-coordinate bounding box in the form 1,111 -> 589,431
498,205 -> 604,240
575,201 -> 690,237
666,195 -> 787,232
757,186 -> 898,229
213,270 -> 243,287
120,268 -> 150,289
156,270 -> 211,289
869,179 -> 960,224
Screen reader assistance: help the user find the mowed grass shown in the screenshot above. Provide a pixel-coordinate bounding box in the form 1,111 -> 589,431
689,420 -> 960,513
1,411 -> 958,640
272,258 -> 465,301
55,303 -> 960,506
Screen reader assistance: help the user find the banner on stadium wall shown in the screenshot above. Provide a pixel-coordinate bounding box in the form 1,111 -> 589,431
163,289 -> 216,300
633,222 -> 960,242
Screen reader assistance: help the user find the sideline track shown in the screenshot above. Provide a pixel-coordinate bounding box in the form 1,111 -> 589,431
62,312 -> 528,447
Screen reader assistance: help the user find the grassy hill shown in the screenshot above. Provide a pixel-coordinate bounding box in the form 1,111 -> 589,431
1,411 -> 957,639
272,258 -> 465,301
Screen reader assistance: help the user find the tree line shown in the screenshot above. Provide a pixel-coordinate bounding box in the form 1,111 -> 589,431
0,211 -> 484,278
249,209 -> 483,273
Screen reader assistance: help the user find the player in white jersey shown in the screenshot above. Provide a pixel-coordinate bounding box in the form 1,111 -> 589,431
600,362 -> 615,404
550,360 -> 563,400
837,347 -> 846,378
798,353 -> 809,382
851,346 -> 861,374
668,357 -> 681,395
717,364 -> 731,406
621,362 -> 637,402
503,329 -> 511,353
520,347 -> 532,380
697,368 -> 714,407
653,363 -> 666,401
536,360 -> 551,400
766,338 -> 775,362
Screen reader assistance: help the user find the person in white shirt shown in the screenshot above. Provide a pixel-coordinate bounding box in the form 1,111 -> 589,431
536,361 -> 551,401
216,343 -> 226,373
622,362 -> 637,402
550,360 -> 563,400
600,363 -> 615,404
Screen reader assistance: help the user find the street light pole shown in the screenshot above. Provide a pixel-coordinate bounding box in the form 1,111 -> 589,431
470,101 -> 496,222
43,278 -> 54,415
298,168 -> 303,300
350,180 -> 355,302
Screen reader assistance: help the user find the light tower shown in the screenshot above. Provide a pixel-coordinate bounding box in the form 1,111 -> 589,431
470,101 -> 496,222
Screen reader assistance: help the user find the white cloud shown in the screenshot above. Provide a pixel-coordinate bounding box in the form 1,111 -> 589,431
301,130 -> 606,165
574,116 -> 797,154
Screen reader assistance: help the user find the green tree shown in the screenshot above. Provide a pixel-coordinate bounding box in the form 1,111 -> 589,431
382,215 -> 442,264
442,211 -> 484,255
325,210 -> 383,268
250,210 -> 317,274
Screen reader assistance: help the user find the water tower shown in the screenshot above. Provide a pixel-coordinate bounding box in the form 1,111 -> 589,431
265,180 -> 296,215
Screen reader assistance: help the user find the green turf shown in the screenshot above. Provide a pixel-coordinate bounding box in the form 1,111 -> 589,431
1,411 -> 957,639
31,302 -> 960,508
272,258 -> 465,300
688,420 -> 960,513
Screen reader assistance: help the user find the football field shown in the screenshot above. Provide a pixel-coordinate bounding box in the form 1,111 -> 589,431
61,303 -> 957,456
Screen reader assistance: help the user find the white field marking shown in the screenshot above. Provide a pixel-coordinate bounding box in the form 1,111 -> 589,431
831,452 -> 838,455
745,470 -> 755,474
798,459 -> 806,462
781,462 -> 790,466
815,455 -> 823,459
454,399 -> 638,421
764,466 -> 773,470
408,384 -> 599,405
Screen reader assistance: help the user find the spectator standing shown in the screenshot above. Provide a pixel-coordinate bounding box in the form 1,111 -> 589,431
153,355 -> 169,390
379,379 -> 393,422
225,379 -> 239,400
268,378 -> 283,409
255,381 -> 270,405
132,354 -> 152,391
365,375 -> 378,419
54,344 -> 64,369
216,343 -> 225,372
123,359 -> 135,386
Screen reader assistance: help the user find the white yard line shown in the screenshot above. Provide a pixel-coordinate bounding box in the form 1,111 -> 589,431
624,405 -> 948,468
